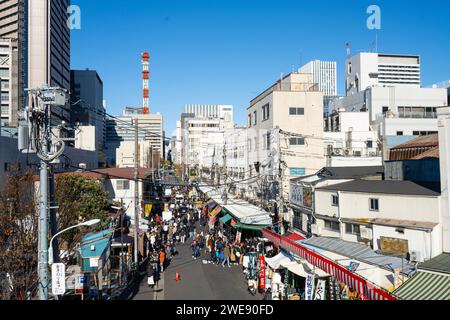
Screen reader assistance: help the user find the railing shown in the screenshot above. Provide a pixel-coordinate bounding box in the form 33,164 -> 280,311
251,82 -> 319,106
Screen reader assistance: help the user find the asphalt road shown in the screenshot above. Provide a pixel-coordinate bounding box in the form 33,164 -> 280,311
133,236 -> 262,300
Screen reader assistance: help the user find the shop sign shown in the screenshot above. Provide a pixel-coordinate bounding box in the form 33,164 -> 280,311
314,280 -> 326,300
259,256 -> 266,290
290,184 -> 312,208
304,273 -> 315,300
51,263 -> 66,295
236,231 -> 242,244
348,261 -> 360,273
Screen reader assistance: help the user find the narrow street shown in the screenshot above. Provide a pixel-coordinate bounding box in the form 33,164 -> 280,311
133,224 -> 262,300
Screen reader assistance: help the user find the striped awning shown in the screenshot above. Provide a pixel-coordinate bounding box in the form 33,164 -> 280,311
392,271 -> 450,300
219,214 -> 232,224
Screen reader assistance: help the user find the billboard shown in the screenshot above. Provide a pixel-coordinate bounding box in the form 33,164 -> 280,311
290,184 -> 313,208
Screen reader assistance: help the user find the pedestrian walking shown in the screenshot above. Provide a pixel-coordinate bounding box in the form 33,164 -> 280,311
147,262 -> 155,288
159,249 -> 166,273
222,243 -> 231,268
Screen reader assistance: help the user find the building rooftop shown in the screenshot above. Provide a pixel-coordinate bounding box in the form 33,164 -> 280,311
317,180 -> 440,196
291,166 -> 383,183
411,146 -> 440,160
392,134 -> 438,150
301,236 -> 416,275
34,167 -> 152,181
418,253 -> 450,274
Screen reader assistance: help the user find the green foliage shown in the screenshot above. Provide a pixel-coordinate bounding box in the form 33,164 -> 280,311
55,174 -> 111,248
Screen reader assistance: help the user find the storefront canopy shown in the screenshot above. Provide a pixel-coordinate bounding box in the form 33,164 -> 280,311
220,214 -> 232,224
233,222 -> 271,231
392,271 -> 450,300
265,252 -> 294,270
280,260 -> 330,279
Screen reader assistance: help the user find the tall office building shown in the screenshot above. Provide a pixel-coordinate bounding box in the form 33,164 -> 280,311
184,104 -> 234,126
70,69 -> 105,152
299,60 -> 337,97
28,0 -> 70,124
346,52 -> 421,96
0,0 -> 27,127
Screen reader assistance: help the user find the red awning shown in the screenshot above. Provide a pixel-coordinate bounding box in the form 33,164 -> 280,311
262,228 -> 396,301
286,233 -> 305,241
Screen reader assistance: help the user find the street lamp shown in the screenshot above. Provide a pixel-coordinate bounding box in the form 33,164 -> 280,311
48,219 -> 101,265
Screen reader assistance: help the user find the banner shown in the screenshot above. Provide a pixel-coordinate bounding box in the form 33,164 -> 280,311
314,279 -> 326,300
52,263 -> 66,295
145,204 -> 153,217
209,206 -> 221,217
236,231 -> 242,244
259,256 -> 266,290
304,273 -> 315,300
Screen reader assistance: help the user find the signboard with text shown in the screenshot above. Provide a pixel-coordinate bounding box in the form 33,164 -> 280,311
259,256 -> 266,290
304,273 -> 315,300
51,263 -> 66,295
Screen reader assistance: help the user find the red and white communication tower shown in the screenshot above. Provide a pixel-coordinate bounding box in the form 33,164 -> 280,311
142,51 -> 150,114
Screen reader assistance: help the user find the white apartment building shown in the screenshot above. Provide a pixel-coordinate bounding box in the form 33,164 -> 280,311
105,110 -> 164,168
0,38 -> 18,127
178,104 -> 234,178
346,53 -> 421,96
324,110 -> 382,167
313,180 -> 442,262
246,72 -> 326,202
330,86 -> 447,158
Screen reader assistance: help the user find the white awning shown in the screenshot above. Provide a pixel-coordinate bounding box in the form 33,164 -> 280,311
280,260 -> 330,278
265,252 -> 294,270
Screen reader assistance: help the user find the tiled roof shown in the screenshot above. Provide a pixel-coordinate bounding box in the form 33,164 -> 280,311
391,134 -> 438,149
411,146 -> 440,159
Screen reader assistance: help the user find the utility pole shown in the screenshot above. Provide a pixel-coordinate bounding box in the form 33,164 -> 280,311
19,86 -> 68,300
134,118 -> 140,269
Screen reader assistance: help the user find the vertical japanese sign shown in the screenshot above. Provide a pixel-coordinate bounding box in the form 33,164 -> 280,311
51,263 -> 66,295
259,256 -> 266,290
236,231 -> 242,244
145,203 -> 153,217
304,273 -> 315,300
314,279 -> 326,300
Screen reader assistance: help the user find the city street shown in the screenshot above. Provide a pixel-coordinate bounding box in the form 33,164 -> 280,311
133,227 -> 262,300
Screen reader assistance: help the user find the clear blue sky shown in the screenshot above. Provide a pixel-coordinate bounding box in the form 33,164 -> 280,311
71,0 -> 450,136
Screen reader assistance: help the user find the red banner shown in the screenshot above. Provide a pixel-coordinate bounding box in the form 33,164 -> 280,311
259,256 -> 266,290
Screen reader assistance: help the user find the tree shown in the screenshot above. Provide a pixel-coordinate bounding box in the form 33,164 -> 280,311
0,169 -> 38,300
55,174 -> 111,252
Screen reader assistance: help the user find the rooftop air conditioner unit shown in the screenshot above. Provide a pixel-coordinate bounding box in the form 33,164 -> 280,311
359,226 -> 372,239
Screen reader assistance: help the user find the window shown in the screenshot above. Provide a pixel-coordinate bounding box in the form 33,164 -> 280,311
253,111 -> 257,125
248,139 -> 252,151
396,131 -> 403,136
262,103 -> 270,121
266,132 -> 271,150
345,223 -> 361,235
289,137 -> 305,146
117,180 -> 130,190
293,210 -> 303,231
0,69 -> 8,77
382,107 -> 389,114
331,195 -> 339,206
289,107 -> 305,116
369,198 -> 379,211
248,114 -> 252,127
324,220 -> 340,231
366,140 -> 373,148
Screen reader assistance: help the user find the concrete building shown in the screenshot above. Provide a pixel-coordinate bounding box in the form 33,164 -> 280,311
28,0 -> 71,124
0,38 -> 19,127
314,180 -> 441,262
324,110 -> 382,167
299,60 -> 338,116
184,104 -> 234,125
437,107 -> 450,253
246,72 -> 326,202
70,69 -> 105,153
329,86 -> 447,159
346,53 -> 421,96
0,0 -> 27,127
105,110 -> 164,169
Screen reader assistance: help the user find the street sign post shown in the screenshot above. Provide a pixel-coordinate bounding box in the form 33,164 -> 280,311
51,263 -> 66,296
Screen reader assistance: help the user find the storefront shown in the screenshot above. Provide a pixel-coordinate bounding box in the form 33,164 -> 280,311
262,228 -> 397,300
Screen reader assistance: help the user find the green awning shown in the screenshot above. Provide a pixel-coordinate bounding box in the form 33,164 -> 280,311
233,222 -> 271,231
220,214 -> 232,224
392,271 -> 450,300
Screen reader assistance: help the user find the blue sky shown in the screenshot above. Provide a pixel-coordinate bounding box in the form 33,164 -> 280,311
71,0 -> 450,135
